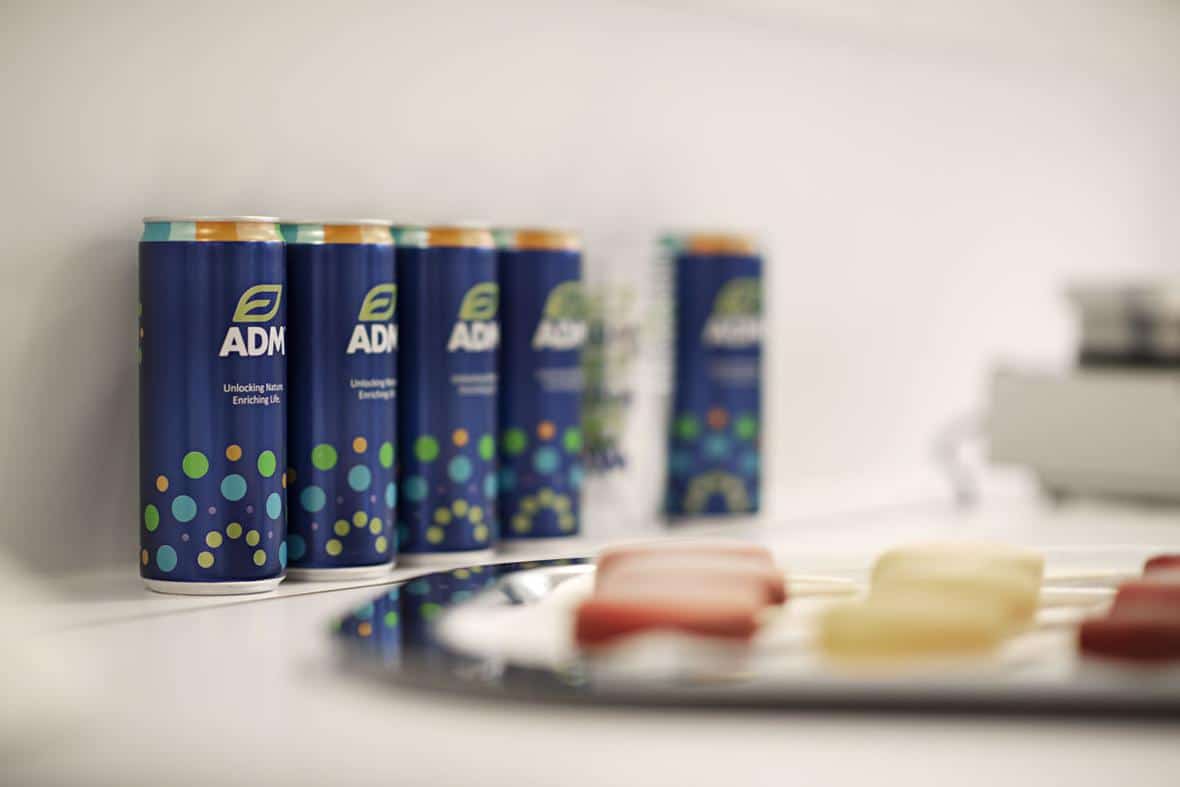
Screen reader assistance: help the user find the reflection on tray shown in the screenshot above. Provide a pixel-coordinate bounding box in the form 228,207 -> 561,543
333,557 -> 1180,717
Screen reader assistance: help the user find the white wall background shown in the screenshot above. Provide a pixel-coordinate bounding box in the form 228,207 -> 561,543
1,0 -> 1177,574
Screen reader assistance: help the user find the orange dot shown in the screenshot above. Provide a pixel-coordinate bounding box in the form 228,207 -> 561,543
285,468 -> 296,486
155,475 -> 169,492
139,327 -> 144,339
225,444 -> 242,461
707,408 -> 728,430
537,421 -> 556,440
357,622 -> 373,637
452,428 -> 469,447
140,549 -> 149,566
281,474 -> 287,489
352,436 -> 368,453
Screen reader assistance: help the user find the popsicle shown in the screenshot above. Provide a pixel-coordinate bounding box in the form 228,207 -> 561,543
1144,554 -> 1180,576
1078,616 -> 1180,662
819,593 -> 1009,663
575,579 -> 766,648
596,553 -> 786,605
870,564 -> 1040,629
1109,578 -> 1180,620
597,539 -> 772,571
871,542 -> 1044,586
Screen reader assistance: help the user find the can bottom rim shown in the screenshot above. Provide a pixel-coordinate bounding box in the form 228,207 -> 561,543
143,576 -> 284,596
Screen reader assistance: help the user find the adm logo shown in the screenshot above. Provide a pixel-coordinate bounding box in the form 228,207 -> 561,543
532,281 -> 588,351
447,282 -> 499,352
346,283 -> 397,355
702,277 -> 760,348
219,284 -> 285,357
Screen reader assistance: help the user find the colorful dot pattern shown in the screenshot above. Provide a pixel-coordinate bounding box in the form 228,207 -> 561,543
666,408 -> 760,515
288,436 -> 395,570
141,445 -> 285,582
498,420 -> 583,539
398,423 -> 498,554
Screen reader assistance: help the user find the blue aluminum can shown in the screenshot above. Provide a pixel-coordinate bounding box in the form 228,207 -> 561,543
396,226 -> 499,562
282,220 -> 397,580
496,229 -> 587,543
138,217 -> 287,594
664,233 -> 762,517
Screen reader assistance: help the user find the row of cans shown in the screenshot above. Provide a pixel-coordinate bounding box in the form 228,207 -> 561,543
138,218 -> 587,594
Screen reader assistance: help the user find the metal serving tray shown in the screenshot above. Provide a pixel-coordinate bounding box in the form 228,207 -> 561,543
333,556 -> 1180,718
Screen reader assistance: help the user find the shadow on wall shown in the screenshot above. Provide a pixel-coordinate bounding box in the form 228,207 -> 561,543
0,232 -> 138,576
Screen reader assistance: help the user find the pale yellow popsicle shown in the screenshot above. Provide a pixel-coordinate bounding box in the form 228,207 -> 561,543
871,542 -> 1044,586
871,564 -> 1040,629
818,593 -> 1009,663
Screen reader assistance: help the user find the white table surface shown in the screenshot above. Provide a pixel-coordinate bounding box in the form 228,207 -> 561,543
6,492 -> 1180,787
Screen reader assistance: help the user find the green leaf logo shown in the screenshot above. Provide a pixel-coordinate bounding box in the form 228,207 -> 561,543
712,278 -> 760,317
232,284 -> 283,323
541,281 -> 589,320
357,283 -> 396,322
458,282 -> 499,321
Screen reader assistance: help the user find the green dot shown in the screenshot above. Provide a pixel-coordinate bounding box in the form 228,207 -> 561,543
736,414 -> 758,440
182,451 -> 209,479
379,441 -> 394,469
421,602 -> 442,621
478,434 -> 494,461
562,427 -> 582,454
383,611 -> 399,628
144,504 -> 159,532
675,415 -> 700,441
257,450 -> 277,477
502,428 -> 527,456
414,435 -> 439,463
311,443 -> 338,471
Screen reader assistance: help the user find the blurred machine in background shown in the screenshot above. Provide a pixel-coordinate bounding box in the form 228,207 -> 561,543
989,280 -> 1180,503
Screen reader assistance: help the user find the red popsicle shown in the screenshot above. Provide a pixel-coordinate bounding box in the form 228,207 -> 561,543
1144,554 -> 1180,576
596,539 -> 775,577
1078,616 -> 1180,662
595,553 -> 787,605
1110,579 -> 1180,620
575,579 -> 767,648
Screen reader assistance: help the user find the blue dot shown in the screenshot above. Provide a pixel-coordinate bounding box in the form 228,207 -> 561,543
497,467 -> 517,493
279,540 -> 288,569
287,533 -> 307,561
452,591 -> 472,603
356,603 -> 374,620
300,485 -> 326,512
265,492 -> 282,520
533,446 -> 559,474
739,452 -> 760,476
171,495 -> 197,523
385,482 -> 396,508
483,473 -> 498,498
403,475 -> 428,502
348,465 -> 372,492
669,451 -> 692,477
408,579 -> 430,596
569,465 -> 584,489
448,455 -> 472,483
220,474 -> 247,501
703,435 -> 731,460
156,545 -> 178,572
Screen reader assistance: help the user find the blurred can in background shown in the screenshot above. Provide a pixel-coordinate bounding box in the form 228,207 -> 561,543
396,225 -> 499,562
495,228 -> 587,545
282,220 -> 397,580
138,217 -> 287,594
664,232 -> 762,517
